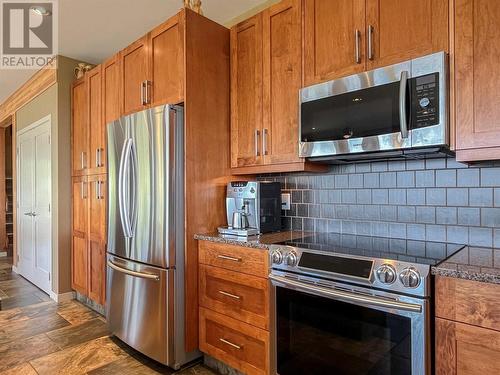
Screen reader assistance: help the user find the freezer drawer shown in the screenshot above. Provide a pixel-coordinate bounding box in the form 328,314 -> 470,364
106,255 -> 174,365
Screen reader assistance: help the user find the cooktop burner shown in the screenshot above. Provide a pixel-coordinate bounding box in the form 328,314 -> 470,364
274,232 -> 465,266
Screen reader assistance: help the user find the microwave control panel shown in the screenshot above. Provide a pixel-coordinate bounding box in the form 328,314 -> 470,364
411,72 -> 439,128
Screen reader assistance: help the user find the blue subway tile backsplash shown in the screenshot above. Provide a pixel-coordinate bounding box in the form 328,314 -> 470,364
259,157 -> 500,247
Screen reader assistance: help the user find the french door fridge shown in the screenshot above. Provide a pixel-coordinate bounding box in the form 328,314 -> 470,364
106,104 -> 198,368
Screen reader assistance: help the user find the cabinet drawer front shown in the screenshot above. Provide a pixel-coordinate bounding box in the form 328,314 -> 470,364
199,307 -> 269,375
199,241 -> 269,278
435,276 -> 500,331
199,264 -> 269,330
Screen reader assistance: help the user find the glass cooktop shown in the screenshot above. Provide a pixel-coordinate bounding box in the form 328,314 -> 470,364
274,232 -> 466,266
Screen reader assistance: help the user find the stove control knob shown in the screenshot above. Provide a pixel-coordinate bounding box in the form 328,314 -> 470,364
376,264 -> 397,284
285,250 -> 298,267
399,267 -> 421,288
271,249 -> 284,265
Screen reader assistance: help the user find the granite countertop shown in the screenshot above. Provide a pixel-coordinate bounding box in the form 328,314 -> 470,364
431,246 -> 500,285
195,232 -> 500,285
194,231 -> 307,250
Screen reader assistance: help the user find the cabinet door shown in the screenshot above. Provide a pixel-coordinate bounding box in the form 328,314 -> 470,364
103,54 -> 122,125
71,176 -> 88,294
303,0 -> 366,86
87,66 -> 105,174
88,174 -> 106,304
150,12 -> 184,106
71,79 -> 88,176
436,318 -> 500,374
366,0 -> 448,69
455,0 -> 500,161
122,35 -> 150,115
230,14 -> 264,168
262,0 -> 302,165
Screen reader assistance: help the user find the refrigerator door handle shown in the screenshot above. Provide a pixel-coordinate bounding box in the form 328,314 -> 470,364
118,138 -> 133,238
129,140 -> 138,236
107,260 -> 160,281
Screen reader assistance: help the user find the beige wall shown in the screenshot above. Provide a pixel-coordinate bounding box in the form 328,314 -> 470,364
14,55 -> 81,295
223,0 -> 280,27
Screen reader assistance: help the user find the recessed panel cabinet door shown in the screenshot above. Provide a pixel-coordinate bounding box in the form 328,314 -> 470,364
122,35 -> 150,115
103,54 -> 122,124
303,0 -> 366,86
262,0 -> 302,165
230,14 -> 264,167
151,13 -> 184,106
87,66 -> 105,174
88,174 -> 106,304
455,0 -> 500,161
365,0 -> 448,69
71,176 -> 88,294
72,79 -> 88,176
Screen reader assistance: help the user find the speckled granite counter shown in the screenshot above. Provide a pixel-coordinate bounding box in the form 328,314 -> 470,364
431,246 -> 500,284
194,231 -> 306,250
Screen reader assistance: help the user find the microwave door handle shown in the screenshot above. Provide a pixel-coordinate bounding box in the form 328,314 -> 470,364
269,274 -> 422,313
399,70 -> 409,139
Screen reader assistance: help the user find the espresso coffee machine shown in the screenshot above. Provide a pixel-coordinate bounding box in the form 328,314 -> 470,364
218,181 -> 281,237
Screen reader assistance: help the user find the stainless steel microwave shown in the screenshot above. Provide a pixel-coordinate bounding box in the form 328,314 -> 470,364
299,52 -> 449,161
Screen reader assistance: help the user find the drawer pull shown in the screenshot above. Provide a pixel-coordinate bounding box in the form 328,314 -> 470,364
217,254 -> 242,262
218,290 -> 241,300
219,338 -> 242,350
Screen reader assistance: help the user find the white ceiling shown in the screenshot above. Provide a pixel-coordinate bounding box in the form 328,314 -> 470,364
0,0 -> 270,104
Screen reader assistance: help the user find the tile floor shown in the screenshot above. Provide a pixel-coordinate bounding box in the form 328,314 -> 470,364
0,257 -> 217,375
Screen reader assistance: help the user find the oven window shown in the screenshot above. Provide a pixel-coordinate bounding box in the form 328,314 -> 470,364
277,287 -> 412,375
301,81 -> 407,142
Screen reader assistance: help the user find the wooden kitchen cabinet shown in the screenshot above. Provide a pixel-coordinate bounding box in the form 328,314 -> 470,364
303,0 -> 366,86
365,0 -> 448,70
71,78 -> 88,176
71,176 -> 88,294
231,1 -> 326,174
87,174 -> 107,304
455,0 -> 500,162
87,66 -> 105,174
230,13 -> 264,168
102,54 -> 122,127
121,35 -> 151,115
435,276 -> 500,374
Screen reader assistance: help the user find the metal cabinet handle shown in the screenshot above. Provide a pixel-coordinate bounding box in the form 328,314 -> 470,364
255,130 -> 260,157
367,25 -> 374,60
107,260 -> 160,281
81,181 -> 87,199
262,128 -> 268,156
219,338 -> 242,350
399,70 -> 409,139
218,290 -> 241,300
217,254 -> 242,262
145,80 -> 151,104
354,29 -> 361,64
95,148 -> 99,168
80,152 -> 86,169
141,81 -> 146,105
95,181 -> 100,200
24,212 -> 32,216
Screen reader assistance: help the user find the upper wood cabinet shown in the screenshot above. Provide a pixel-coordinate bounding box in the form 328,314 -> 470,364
102,54 -> 122,126
303,0 -> 366,86
230,14 -> 264,168
231,1 -> 325,174
455,0 -> 500,162
122,35 -> 151,115
365,0 -> 448,70
150,12 -> 185,106
303,0 -> 448,86
121,12 -> 185,115
71,78 -> 88,176
87,66 -> 105,174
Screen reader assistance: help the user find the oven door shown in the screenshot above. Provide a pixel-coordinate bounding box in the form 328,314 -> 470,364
270,274 -> 430,375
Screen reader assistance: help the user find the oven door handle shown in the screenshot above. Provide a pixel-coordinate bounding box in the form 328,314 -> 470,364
269,274 -> 422,313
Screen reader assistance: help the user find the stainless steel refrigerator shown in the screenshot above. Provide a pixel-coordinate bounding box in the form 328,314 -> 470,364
106,104 -> 198,368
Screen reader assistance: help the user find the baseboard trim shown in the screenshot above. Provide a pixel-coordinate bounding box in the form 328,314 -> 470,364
49,291 -> 75,303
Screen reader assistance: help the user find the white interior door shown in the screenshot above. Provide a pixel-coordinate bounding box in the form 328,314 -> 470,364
17,116 -> 52,294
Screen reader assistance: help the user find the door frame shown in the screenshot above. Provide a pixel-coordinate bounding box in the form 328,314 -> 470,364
15,114 -> 53,295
